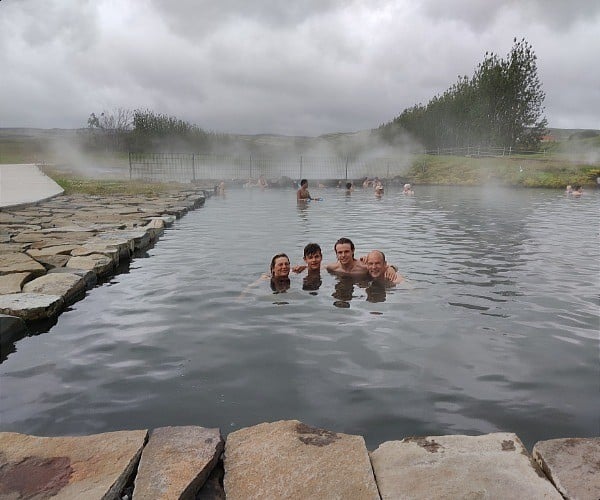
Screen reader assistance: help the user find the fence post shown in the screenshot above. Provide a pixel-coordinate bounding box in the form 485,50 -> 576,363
300,155 -> 303,181
249,155 -> 253,179
509,146 -> 512,156
345,156 -> 349,180
192,154 -> 196,182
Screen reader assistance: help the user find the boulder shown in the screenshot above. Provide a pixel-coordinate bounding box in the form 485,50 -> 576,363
0,430 -> 147,499
370,433 -> 562,499
134,426 -> 223,500
23,273 -> 86,306
533,437 -> 600,500
224,420 -> 379,500
0,293 -> 64,320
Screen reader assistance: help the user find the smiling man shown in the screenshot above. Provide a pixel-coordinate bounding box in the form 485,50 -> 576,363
366,250 -> 403,285
326,237 -> 368,277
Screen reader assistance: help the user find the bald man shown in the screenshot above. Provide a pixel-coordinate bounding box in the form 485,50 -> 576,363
366,250 -> 404,285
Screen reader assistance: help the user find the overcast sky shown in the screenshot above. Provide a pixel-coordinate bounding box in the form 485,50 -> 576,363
1,0 -> 599,136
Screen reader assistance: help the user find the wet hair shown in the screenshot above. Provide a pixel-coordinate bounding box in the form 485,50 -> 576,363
334,237 -> 355,253
300,179 -> 308,187
303,243 -> 322,257
346,182 -> 352,189
270,253 -> 289,272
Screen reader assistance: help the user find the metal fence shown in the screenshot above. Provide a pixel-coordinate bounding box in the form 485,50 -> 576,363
423,145 -> 547,157
128,152 -> 411,183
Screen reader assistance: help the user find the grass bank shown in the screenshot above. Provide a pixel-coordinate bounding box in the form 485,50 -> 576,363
42,166 -> 184,197
406,155 -> 600,188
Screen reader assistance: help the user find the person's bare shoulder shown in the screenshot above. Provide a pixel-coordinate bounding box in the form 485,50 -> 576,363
326,261 -> 340,272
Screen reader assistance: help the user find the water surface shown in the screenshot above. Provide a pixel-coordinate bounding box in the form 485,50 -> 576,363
1,185 -> 598,448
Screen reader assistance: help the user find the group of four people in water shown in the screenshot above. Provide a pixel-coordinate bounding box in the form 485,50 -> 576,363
267,238 -> 404,294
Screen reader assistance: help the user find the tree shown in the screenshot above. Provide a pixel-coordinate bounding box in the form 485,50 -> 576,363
85,108 -> 133,151
377,38 -> 547,150
473,38 -> 547,148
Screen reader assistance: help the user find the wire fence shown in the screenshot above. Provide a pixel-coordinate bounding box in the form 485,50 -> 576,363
423,145 -> 547,157
128,152 -> 411,183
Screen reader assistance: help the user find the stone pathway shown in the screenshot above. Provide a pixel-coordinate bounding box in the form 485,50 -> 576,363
0,422 -> 597,499
0,188 -> 207,344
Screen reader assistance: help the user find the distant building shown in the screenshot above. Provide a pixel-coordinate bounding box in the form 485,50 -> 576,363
540,134 -> 556,142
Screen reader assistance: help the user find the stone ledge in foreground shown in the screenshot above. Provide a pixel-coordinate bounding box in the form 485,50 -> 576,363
1,423 -> 597,500
224,419 -> 380,500
533,437 -> 600,500
370,432 -> 562,499
134,426 -> 223,500
0,430 -> 147,500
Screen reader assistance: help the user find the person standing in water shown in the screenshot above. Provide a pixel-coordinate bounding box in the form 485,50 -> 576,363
297,179 -> 312,201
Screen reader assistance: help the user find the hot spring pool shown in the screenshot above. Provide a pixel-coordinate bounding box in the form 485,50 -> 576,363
1,185 -> 598,448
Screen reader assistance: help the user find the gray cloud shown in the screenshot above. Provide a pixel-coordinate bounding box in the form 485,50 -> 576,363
1,0 -> 598,135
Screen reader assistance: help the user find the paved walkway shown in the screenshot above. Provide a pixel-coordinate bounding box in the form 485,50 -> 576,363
0,164 -> 64,208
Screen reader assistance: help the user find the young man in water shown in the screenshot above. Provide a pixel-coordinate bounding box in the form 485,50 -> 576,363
326,237 -> 366,277
300,242 -> 323,291
365,250 -> 403,285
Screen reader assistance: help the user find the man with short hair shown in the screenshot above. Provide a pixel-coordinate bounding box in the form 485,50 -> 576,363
326,237 -> 367,277
300,242 -> 323,291
366,250 -> 403,285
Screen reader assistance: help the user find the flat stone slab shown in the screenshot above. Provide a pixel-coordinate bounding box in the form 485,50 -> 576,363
71,244 -> 120,265
0,272 -> 32,294
0,252 -> 46,277
0,430 -> 147,499
26,244 -> 79,257
370,433 -> 562,499
533,437 -> 600,500
22,273 -> 86,305
33,254 -> 70,270
134,426 -> 224,500
0,292 -> 63,321
96,229 -> 152,251
224,420 -> 379,500
48,267 -> 98,289
67,254 -> 113,277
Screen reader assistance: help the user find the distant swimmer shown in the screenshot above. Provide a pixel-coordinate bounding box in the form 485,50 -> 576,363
297,179 -> 312,201
571,185 -> 584,197
374,179 -> 384,196
403,183 -> 414,195
345,182 -> 353,195
296,179 -> 322,201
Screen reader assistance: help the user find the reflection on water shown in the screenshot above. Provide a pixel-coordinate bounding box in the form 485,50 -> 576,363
1,186 -> 598,449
